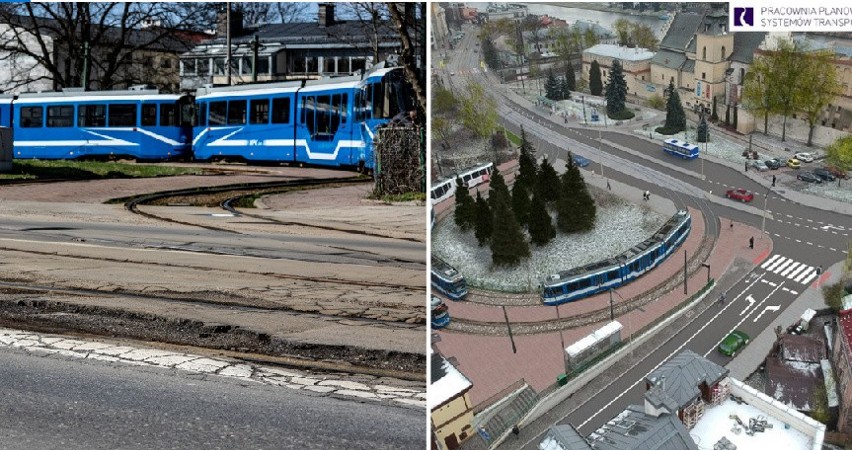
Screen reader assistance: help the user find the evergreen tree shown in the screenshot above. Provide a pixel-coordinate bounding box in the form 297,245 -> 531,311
725,104 -> 730,125
589,60 -> 603,96
487,168 -> 511,211
664,79 -> 686,132
535,157 -> 561,204
453,177 -> 475,230
559,77 -> 571,101
545,69 -> 558,100
511,184 -> 531,227
711,96 -> 719,121
481,37 -> 500,70
528,192 -> 555,246
517,126 -> 538,192
556,155 -> 596,233
490,195 -> 530,267
605,59 -> 628,116
473,191 -> 492,246
696,116 -> 709,142
565,65 -> 576,92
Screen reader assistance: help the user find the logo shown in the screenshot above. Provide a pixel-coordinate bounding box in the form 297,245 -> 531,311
734,7 -> 754,26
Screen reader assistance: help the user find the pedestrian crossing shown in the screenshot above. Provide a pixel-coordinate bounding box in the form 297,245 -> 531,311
759,255 -> 821,285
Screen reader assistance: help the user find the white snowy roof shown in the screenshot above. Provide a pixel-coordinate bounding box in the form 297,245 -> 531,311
585,44 -> 654,62
565,321 -> 622,358
690,398 -> 814,450
429,353 -> 472,410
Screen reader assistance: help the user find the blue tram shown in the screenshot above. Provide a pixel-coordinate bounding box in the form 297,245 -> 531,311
431,255 -> 468,301
10,89 -> 192,160
193,65 -> 409,169
541,210 -> 691,305
431,295 -> 451,329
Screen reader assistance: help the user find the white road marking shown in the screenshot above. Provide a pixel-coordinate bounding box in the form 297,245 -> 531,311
801,270 -> 820,285
753,305 -> 781,322
760,254 -> 781,269
787,264 -> 809,280
781,262 -> 801,277
706,281 -> 786,358
767,256 -> 787,271
794,267 -> 815,283
740,295 -> 756,316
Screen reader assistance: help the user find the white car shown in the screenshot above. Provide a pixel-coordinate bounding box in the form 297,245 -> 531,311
794,152 -> 815,162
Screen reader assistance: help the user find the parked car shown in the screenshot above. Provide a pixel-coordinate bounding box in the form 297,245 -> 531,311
812,168 -> 836,182
748,160 -> 769,172
572,154 -> 590,168
725,188 -> 754,202
797,172 -> 823,183
787,158 -> 801,169
824,165 -> 849,179
794,152 -> 815,162
764,158 -> 783,170
718,330 -> 750,357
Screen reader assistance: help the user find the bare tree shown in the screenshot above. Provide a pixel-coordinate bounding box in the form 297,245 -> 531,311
233,2 -> 311,26
0,2 -> 212,92
387,2 -> 425,123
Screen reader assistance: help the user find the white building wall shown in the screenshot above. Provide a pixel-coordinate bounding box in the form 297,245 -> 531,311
0,24 -> 55,93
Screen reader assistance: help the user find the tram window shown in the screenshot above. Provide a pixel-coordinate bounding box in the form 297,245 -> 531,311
107,104 -> 137,127
227,100 -> 246,125
160,103 -> 178,126
606,270 -> 618,282
271,97 -> 290,124
195,103 -> 207,127
340,93 -> 348,124
315,95 -> 332,135
78,104 -> 106,127
577,278 -> 591,289
370,82 -> 386,119
20,106 -> 44,128
250,99 -> 269,124
47,105 -> 74,128
567,282 -> 578,292
208,101 -> 226,126
300,96 -> 314,131
141,104 -> 157,126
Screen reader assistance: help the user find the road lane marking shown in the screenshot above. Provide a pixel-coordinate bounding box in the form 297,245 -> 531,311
760,254 -> 781,269
794,267 -> 815,283
787,264 -> 808,280
767,256 -> 787,271
780,262 -> 801,277
705,281 -> 786,358
740,295 -> 756,316
753,305 -> 781,322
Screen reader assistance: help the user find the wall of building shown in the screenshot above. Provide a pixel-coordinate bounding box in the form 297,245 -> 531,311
432,393 -> 475,448
728,377 -> 826,449
832,319 -> 852,433
582,52 -> 653,100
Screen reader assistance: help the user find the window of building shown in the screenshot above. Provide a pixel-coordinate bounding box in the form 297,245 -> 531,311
271,97 -> 291,124
47,105 -> 74,127
702,72 -> 706,80
306,57 -> 319,73
160,58 -> 172,69
338,58 -> 350,74
160,103 -> 179,126
142,104 -> 157,126
250,99 -> 269,124
78,104 -> 106,127
324,57 -> 336,73
351,58 -> 366,73
208,101 -> 227,125
702,47 -> 707,60
108,104 -> 137,127
227,100 -> 247,125
198,58 -> 210,76
257,58 -> 269,75
721,46 -> 726,59
183,59 -> 196,76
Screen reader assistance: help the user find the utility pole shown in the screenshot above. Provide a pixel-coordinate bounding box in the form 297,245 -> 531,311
81,41 -> 90,90
251,34 -> 260,82
761,188 -> 769,238
502,306 -> 517,354
683,250 -> 688,294
609,289 -> 615,321
226,1 -> 232,85
556,306 -> 568,373
599,128 -> 604,178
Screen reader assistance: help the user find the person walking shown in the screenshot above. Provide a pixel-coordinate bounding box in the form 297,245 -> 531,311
772,174 -> 776,187
718,292 -> 726,305
730,220 -> 734,230
745,161 -> 748,172
607,180 -> 611,191
749,236 -> 754,249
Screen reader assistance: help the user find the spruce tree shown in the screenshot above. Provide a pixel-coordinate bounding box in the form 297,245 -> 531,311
711,96 -> 719,122
487,168 -> 511,211
517,126 -> 538,192
545,69 -> 558,100
556,155 -> 596,233
559,78 -> 571,101
528,192 -> 555,246
490,196 -> 530,267
565,65 -> 576,92
535,157 -> 561,204
605,60 -> 628,117
453,177 -> 475,230
511,184 -> 531,227
589,60 -> 603,96
696,116 -> 709,143
664,79 -> 686,132
473,191 -> 492,246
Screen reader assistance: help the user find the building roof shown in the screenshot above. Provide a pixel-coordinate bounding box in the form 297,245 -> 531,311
839,308 -> 852,359
731,32 -> 767,63
430,352 -> 472,410
780,334 -> 826,363
587,405 -> 698,450
659,10 -> 705,52
584,44 -> 654,62
644,384 -> 679,412
681,59 -> 695,74
539,424 -> 592,450
646,350 -> 728,409
652,49 -> 687,70
765,357 -> 822,411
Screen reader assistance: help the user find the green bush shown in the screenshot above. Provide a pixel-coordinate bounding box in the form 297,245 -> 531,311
822,282 -> 845,312
655,126 -> 683,135
646,94 -> 665,110
607,109 -> 635,121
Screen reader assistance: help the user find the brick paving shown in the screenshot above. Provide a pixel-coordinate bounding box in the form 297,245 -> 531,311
433,210 -> 772,406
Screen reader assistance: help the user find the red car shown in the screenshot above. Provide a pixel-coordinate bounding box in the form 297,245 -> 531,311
726,188 -> 754,202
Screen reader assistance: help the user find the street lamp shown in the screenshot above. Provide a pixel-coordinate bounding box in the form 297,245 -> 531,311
582,96 -> 587,126
598,128 -> 604,178
761,187 -> 770,238
555,306 -> 568,374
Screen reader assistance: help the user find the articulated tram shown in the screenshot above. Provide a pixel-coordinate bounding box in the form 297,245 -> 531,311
541,210 -> 692,305
431,255 -> 468,301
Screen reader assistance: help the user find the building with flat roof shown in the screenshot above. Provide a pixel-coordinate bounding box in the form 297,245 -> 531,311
431,351 -> 474,450
582,44 -> 655,100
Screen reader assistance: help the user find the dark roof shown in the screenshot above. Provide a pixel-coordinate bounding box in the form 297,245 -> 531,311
541,424 -> 593,450
207,20 -> 398,47
652,49 -> 687,70
644,385 -> 679,412
765,357 -> 822,411
659,10 -> 705,52
780,334 -> 826,363
682,59 -> 695,73
731,32 -> 767,64
430,351 -> 448,385
588,405 -> 698,450
646,350 -> 728,409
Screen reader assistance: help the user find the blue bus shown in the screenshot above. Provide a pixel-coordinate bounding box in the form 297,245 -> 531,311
11,89 -> 192,160
662,138 -> 699,160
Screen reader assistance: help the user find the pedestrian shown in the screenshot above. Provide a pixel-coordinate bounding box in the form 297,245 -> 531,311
749,236 -> 754,249
772,175 -> 776,187
607,180 -> 611,191
745,161 -> 748,172
646,191 -> 651,201
817,265 -> 822,275
730,220 -> 734,230
512,425 -> 520,438
718,292 -> 726,305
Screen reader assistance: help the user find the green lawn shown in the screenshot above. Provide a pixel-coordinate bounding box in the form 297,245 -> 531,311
0,160 -> 204,180
506,129 -> 521,146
